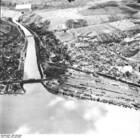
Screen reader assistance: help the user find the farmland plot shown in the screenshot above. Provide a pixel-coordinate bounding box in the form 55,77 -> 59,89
30,1 -> 140,110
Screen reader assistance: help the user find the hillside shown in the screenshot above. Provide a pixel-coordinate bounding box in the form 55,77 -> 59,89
1,0 -> 92,7
0,18 -> 27,94
1,0 -> 139,9
1,0 -> 140,109
15,0 -> 140,109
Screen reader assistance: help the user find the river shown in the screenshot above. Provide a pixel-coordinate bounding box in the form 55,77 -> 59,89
0,8 -> 140,136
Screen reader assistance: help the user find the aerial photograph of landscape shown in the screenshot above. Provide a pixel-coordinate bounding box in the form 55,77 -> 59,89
0,0 -> 140,137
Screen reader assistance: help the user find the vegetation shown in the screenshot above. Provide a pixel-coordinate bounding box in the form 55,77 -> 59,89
19,12 -> 70,66
88,1 -> 119,10
1,0 -> 140,110
66,19 -> 88,29
0,18 -> 26,94
18,8 -> 140,109
1,0 -> 91,9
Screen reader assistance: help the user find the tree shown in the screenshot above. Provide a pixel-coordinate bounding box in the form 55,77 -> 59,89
67,0 -> 75,2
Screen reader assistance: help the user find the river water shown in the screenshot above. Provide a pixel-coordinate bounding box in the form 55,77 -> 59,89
0,7 -> 140,136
